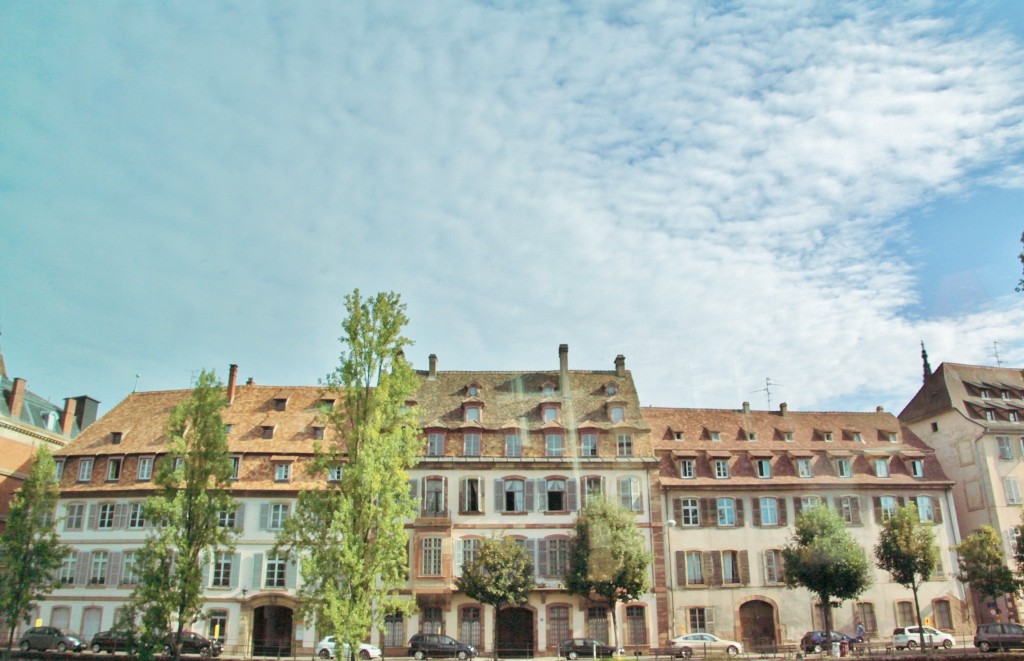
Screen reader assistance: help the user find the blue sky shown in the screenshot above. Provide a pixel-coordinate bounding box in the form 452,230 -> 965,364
2,0 -> 1023,417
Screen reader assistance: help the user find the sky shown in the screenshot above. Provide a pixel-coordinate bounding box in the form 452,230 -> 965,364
2,0 -> 1024,419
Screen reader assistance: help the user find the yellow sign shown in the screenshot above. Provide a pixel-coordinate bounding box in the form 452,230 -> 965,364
924,617 -> 931,626
36,618 -> 42,627
214,624 -> 220,639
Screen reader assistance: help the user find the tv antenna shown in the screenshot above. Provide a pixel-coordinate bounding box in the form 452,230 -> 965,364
993,341 -> 1003,367
751,377 -> 782,410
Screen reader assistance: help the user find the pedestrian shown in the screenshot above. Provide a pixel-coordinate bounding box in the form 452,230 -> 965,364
856,623 -> 865,642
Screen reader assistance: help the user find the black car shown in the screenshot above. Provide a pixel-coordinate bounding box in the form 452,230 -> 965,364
163,631 -> 223,657
407,633 -> 477,660
799,631 -> 862,654
90,629 -> 136,654
18,626 -> 86,652
558,638 -> 616,659
976,623 -> 1024,652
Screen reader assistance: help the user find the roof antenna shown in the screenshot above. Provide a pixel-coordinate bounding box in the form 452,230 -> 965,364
133,373 -> 141,393
993,341 -> 1003,368
751,377 -> 781,411
920,341 -> 932,382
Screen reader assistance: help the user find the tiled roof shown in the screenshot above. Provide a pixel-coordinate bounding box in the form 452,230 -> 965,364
899,362 -> 1024,424
1,375 -> 79,438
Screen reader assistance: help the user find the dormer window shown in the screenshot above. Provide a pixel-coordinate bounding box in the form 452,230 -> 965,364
783,432 -> 794,442
261,425 -> 275,439
605,383 -> 618,396
106,457 -> 122,481
981,389 -> 991,399
312,426 -> 325,440
609,405 -> 625,423
274,397 -> 288,411
43,411 -> 58,431
541,382 -> 556,395
274,462 -> 292,482
541,403 -> 560,422
910,459 -> 924,477
822,432 -> 833,442
710,431 -> 721,442
853,433 -> 862,443
1011,412 -> 1020,423
747,431 -> 757,441
320,398 -> 336,409
985,409 -> 996,421
467,384 -> 480,397
875,459 -> 890,478
888,432 -> 898,443
111,432 -> 123,445
464,405 -> 482,422
224,424 -> 233,434
673,431 -> 684,441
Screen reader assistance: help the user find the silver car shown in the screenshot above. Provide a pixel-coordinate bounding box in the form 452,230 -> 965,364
315,636 -> 382,660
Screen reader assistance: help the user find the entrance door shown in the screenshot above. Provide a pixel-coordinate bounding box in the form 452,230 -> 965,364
495,608 -> 533,657
252,605 -> 293,656
739,600 -> 775,652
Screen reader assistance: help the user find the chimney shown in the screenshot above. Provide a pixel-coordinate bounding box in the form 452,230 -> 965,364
72,395 -> 100,431
876,405 -> 884,413
742,401 -> 750,414
8,377 -> 26,418
428,354 -> 438,379
614,354 -> 625,377
779,402 -> 788,416
559,344 -> 569,392
61,397 -> 78,436
227,364 -> 238,404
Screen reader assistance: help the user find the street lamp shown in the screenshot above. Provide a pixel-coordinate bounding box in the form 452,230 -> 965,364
665,519 -> 677,640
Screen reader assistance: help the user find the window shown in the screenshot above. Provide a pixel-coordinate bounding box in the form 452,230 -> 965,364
547,605 -> 571,649
173,456 -> 184,472
685,551 -> 704,585
747,431 -> 757,441
679,459 -> 695,479
784,432 -> 794,442
618,477 -> 642,512
717,498 -> 735,526
1012,412 -> 1020,423
217,508 -> 236,529
274,397 -> 287,411
274,463 -> 291,482
759,497 -> 779,526
97,503 -> 115,529
208,611 -> 228,645
266,503 -> 289,531
460,607 -> 482,649
312,426 -> 325,440
542,405 -> 559,422
933,600 -> 953,630
721,550 -> 742,584
464,406 -> 481,422
128,503 -> 146,529
587,607 -> 609,643
679,498 -> 699,526
838,496 -> 861,525
460,477 -> 482,513
874,459 -> 889,477
504,479 -> 525,512
610,406 -> 625,423
546,433 -> 564,457
710,431 -> 721,441
823,432 -> 833,442
467,385 -> 479,397
583,477 -> 603,505
89,550 -> 109,584
879,496 -> 897,520
261,425 -> 275,439
546,479 -> 567,511
673,431 -> 684,441
606,384 -> 618,396
852,432 -> 862,442
800,496 -> 822,511
797,458 -> 813,478
931,422 -> 939,432
212,551 -> 233,587
763,549 -> 783,584
916,496 -> 936,522
505,434 -> 522,457
688,607 -> 713,634
1003,390 -> 1012,400
986,409 -> 996,421
616,434 -> 634,457
58,552 -> 77,584
328,465 -> 343,482
981,389 -> 991,399
580,432 -> 598,457
455,538 -> 481,578
910,460 -> 924,477
265,553 -> 287,588
625,606 -> 647,645
463,433 -> 481,456
896,601 -> 914,627
855,603 -> 877,636
64,503 -> 84,531
137,457 -> 153,481
427,433 -> 445,456
229,456 -> 240,480
420,608 -> 443,634
422,537 -> 442,575
836,458 -> 852,477
78,458 -> 93,482
1006,478 -> 1022,505
54,459 -> 64,481
998,436 -> 1014,460
423,477 -> 446,516
713,459 -> 730,479
755,459 -> 772,478
106,458 -> 122,481
548,538 -> 570,576
121,551 -> 138,585
888,432 -> 898,443
384,615 -> 404,648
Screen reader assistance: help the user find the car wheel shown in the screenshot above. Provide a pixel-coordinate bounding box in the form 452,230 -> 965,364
200,645 -> 212,657
457,653 -> 468,661
360,650 -> 371,660
414,651 -> 426,660
92,643 -> 103,653
942,639 -> 953,649
20,641 -> 31,652
568,652 -> 579,660
164,645 -> 173,655
680,648 -> 693,659
979,641 -> 991,652
57,642 -> 68,652
726,646 -> 738,657
907,640 -> 918,650
320,649 -> 332,659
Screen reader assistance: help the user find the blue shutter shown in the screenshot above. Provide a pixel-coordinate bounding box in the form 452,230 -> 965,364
230,553 -> 241,588
567,479 -> 578,511
524,480 -> 535,512
202,552 -> 211,587
251,553 -> 264,589
494,479 -> 504,513
537,540 -> 549,577
524,539 -> 538,578
286,556 -> 297,589
259,504 -> 269,531
235,504 -> 246,531
108,551 -> 122,585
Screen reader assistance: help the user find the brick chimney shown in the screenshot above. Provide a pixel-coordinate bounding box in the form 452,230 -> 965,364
779,402 -> 788,416
227,364 -> 238,404
72,395 -> 100,431
428,354 -> 438,379
742,401 -> 750,414
876,405 -> 884,413
559,344 -> 569,392
61,397 -> 78,436
8,377 -> 26,418
614,354 -> 626,377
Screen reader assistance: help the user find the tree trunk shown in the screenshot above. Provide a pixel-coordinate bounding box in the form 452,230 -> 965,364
610,602 -> 620,654
822,598 -> 833,657
493,605 -> 500,661
912,585 -> 926,652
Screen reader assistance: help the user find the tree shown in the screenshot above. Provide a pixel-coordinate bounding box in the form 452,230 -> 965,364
874,504 -> 937,650
0,445 -> 67,657
564,499 -> 652,653
455,536 -> 535,661
1016,231 -> 1024,293
274,290 -> 420,659
782,505 -> 871,649
128,370 -> 236,661
955,526 -> 1020,622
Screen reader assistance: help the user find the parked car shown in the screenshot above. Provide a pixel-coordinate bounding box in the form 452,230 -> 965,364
975,623 -> 1024,652
162,631 -> 223,657
558,638 -> 617,659
799,631 -> 863,653
891,626 -> 954,650
18,626 -> 85,652
407,633 -> 477,660
90,629 -> 136,654
670,633 -> 743,657
315,636 -> 383,659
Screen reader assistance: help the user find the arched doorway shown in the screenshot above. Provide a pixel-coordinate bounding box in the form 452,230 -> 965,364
495,607 -> 533,657
252,605 -> 293,657
739,600 -> 776,652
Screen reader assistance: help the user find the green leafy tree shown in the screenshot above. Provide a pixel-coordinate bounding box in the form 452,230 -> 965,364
782,505 -> 871,647
455,537 -> 535,661
874,504 -> 937,650
564,499 -> 652,653
128,370 -> 236,661
0,445 -> 67,658
275,290 -> 420,659
956,526 -> 1020,622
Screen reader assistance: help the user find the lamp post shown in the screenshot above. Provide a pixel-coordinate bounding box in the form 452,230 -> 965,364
665,519 -> 677,640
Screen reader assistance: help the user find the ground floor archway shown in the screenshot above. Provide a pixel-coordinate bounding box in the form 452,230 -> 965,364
252,605 -> 293,657
739,599 -> 776,652
495,607 -> 534,657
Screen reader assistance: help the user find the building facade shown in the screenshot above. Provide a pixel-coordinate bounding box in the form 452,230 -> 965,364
900,361 -> 1024,625
647,402 -> 970,650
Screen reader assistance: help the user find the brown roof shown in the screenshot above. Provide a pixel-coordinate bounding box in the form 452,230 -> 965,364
900,362 -> 1024,425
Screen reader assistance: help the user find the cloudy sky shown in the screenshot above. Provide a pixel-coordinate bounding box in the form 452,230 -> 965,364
2,0 -> 1024,418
